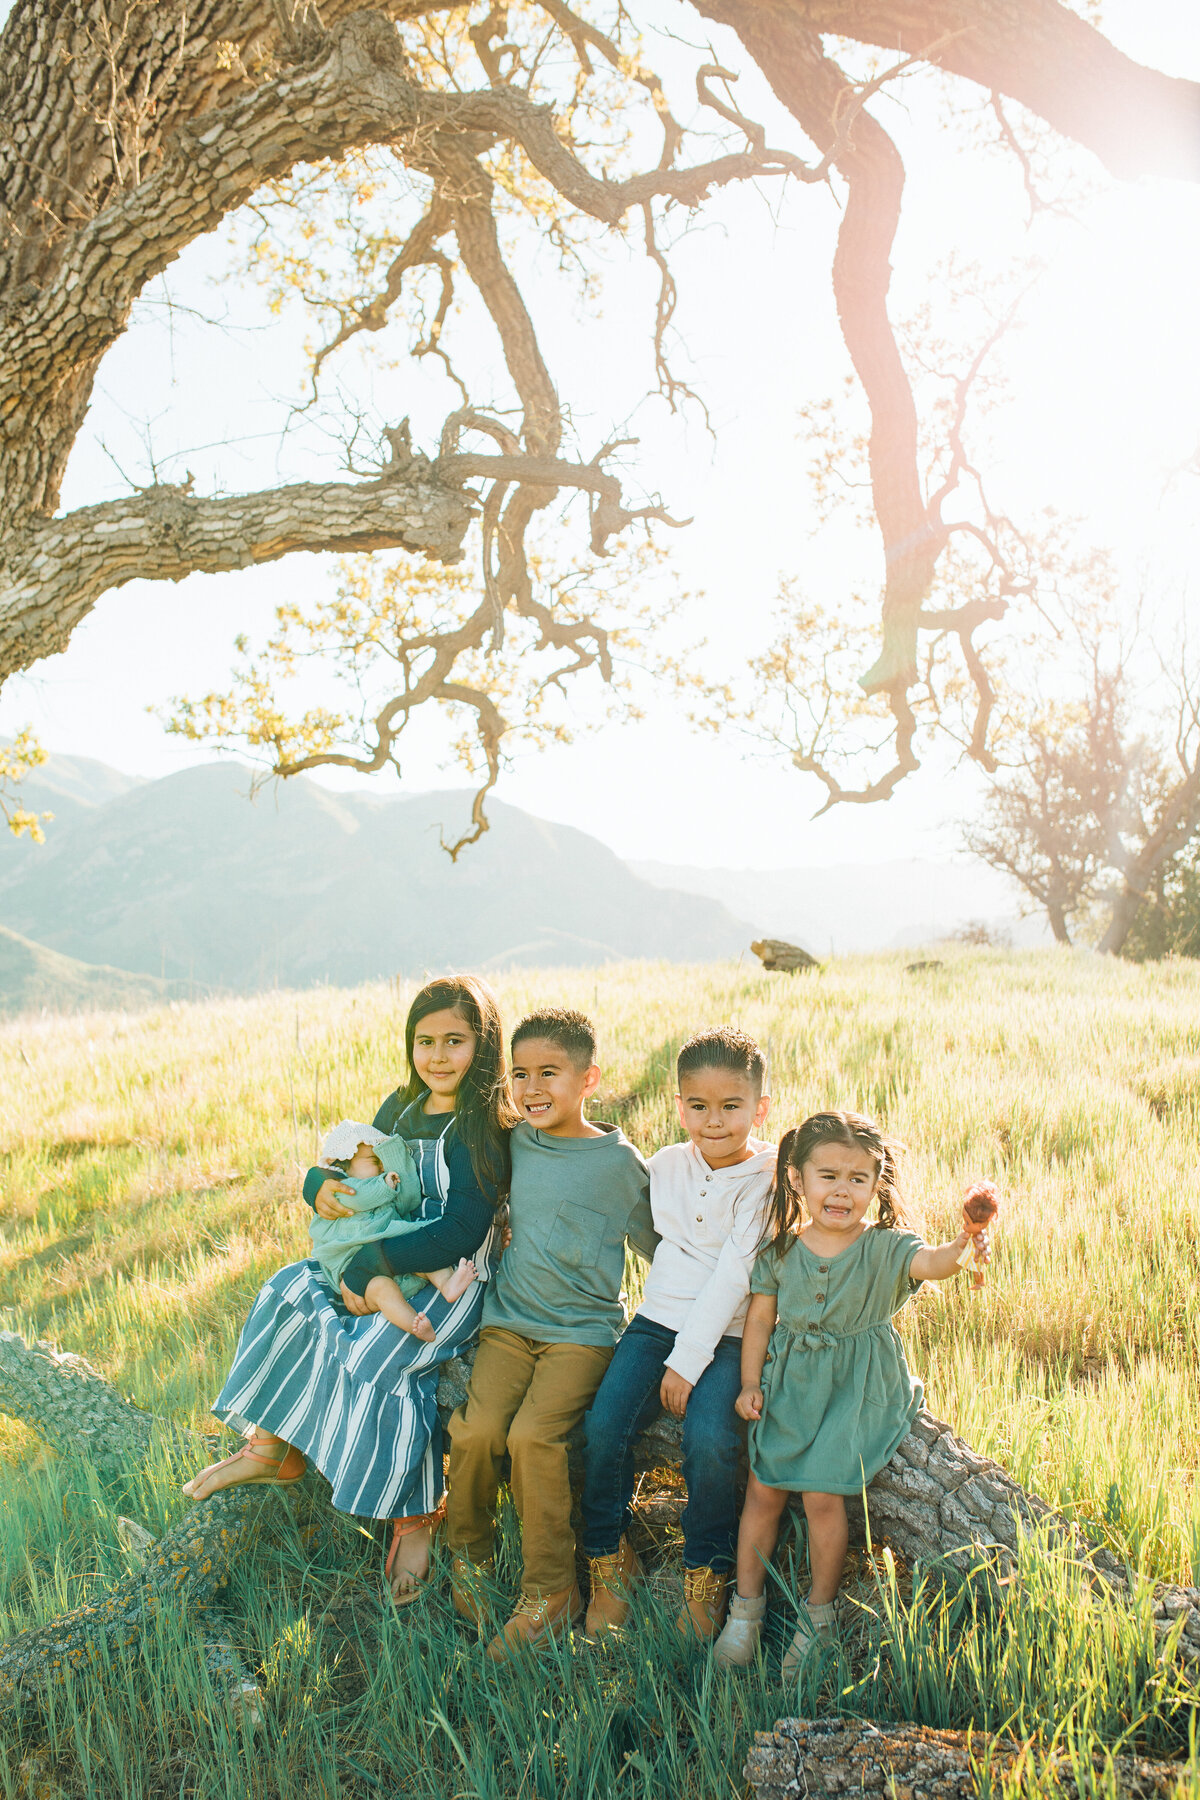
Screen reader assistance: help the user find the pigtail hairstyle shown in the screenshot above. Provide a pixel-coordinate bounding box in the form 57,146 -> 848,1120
395,974 -> 520,1203
762,1126 -> 807,1254
872,1135 -> 908,1231
767,1109 -> 909,1250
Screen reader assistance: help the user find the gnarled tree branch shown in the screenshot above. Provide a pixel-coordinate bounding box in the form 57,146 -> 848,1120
2,0 -> 1198,835
756,0 -> 1200,184
0,453 -> 474,679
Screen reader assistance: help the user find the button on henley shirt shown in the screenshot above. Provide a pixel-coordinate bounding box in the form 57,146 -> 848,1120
638,1137 -> 776,1386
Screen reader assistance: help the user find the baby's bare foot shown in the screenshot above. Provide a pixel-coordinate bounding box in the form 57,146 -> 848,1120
410,1311 -> 437,1343
443,1258 -> 478,1303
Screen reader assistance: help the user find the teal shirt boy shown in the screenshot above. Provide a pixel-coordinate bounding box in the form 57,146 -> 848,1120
484,1121 -> 657,1346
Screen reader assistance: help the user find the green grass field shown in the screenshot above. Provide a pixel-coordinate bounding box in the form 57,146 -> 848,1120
1,952 -> 1198,1797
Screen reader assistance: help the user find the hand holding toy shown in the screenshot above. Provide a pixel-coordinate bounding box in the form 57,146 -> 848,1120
957,1179 -> 999,1288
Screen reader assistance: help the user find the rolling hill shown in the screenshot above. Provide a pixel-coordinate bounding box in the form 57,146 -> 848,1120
0,922 -> 180,1016
0,759 -> 751,993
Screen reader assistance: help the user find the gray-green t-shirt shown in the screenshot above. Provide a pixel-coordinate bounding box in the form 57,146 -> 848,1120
483,1121 -> 657,1346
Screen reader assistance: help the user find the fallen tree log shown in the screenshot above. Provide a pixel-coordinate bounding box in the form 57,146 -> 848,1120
0,1332 -> 270,1704
0,1328 -> 181,1477
0,1477 -> 275,1704
744,1718 -> 1189,1800
844,1410 -> 1200,1661
1,1329 -> 1199,1706
444,1350 -> 1200,1662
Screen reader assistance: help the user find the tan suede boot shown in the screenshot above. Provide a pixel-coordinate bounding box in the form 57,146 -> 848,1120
675,1565 -> 729,1641
485,1584 -> 584,1661
713,1591 -> 766,1667
585,1537 -> 641,1637
780,1598 -> 836,1681
450,1552 -> 496,1628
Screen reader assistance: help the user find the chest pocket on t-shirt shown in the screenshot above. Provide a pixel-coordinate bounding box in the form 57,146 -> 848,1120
547,1203 -> 605,1270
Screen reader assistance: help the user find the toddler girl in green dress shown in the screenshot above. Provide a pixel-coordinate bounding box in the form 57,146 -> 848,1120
713,1109 -> 993,1677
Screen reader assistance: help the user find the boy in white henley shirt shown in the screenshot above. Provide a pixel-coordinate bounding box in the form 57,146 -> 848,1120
581,1027 -> 774,1640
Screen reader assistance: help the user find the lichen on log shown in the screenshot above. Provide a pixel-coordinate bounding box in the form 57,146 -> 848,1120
0,1485 -> 271,1705
0,1329 -> 160,1479
744,1717 -> 1190,1800
0,1332 -> 262,1704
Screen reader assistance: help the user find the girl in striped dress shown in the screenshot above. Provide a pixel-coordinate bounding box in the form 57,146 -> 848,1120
182,974 -> 518,1604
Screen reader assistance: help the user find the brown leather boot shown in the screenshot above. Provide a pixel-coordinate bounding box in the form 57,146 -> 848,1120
676,1566 -> 729,1640
485,1584 -> 584,1661
450,1552 -> 496,1628
585,1536 -> 641,1636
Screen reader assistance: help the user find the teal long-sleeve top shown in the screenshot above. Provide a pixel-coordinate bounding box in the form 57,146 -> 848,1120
482,1121 -> 657,1347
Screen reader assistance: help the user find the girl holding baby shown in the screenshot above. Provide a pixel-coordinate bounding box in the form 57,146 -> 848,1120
184,973 -> 518,1603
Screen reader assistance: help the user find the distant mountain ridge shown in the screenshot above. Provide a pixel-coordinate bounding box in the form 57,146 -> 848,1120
631,857 -> 1039,953
0,757 -> 751,995
2,745 -> 145,852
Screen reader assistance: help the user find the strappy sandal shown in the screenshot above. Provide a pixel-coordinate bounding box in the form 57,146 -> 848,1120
383,1500 -> 447,1607
182,1433 -> 307,1499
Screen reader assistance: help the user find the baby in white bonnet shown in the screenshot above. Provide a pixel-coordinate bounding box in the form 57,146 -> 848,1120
310,1119 -> 477,1342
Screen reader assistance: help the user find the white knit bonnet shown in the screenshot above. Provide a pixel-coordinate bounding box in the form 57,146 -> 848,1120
320,1120 -> 388,1166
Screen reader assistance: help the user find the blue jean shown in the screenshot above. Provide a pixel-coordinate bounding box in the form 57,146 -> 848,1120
581,1312 -> 745,1572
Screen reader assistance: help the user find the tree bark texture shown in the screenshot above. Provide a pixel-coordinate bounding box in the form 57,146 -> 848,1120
744,1717 -> 1192,1800
0,1330 -> 271,1704
0,1326 -> 162,1479
2,1326 -> 1200,1701
1,0 -> 1198,722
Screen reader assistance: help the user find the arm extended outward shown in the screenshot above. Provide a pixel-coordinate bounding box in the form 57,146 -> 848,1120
910,1229 -> 991,1284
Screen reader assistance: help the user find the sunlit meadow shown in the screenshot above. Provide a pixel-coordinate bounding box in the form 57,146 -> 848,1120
1,952 -> 1198,1797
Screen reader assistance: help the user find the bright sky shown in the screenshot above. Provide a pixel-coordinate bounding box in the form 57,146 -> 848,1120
2,1 -> 1198,869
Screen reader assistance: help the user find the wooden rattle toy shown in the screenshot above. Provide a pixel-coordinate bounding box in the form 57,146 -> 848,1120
956,1179 -> 1000,1289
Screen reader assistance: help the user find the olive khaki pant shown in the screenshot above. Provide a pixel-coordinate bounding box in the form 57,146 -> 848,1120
447,1327 -> 613,1595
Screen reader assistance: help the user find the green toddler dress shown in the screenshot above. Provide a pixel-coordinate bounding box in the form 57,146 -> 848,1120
749,1225 -> 925,1495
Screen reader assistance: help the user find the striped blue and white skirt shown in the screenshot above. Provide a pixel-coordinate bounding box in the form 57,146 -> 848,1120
211,1253 -> 486,1519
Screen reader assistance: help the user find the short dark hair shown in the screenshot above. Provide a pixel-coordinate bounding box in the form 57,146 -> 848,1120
677,1027 -> 766,1094
512,1008 -> 597,1068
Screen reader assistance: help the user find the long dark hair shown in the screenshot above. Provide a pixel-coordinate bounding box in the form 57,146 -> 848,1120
394,974 -> 519,1202
763,1110 -> 908,1254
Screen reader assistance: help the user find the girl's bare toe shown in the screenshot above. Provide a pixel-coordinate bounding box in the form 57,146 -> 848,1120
182,1464 -> 223,1500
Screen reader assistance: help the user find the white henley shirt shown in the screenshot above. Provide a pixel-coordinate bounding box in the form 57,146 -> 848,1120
637,1137 -> 776,1386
